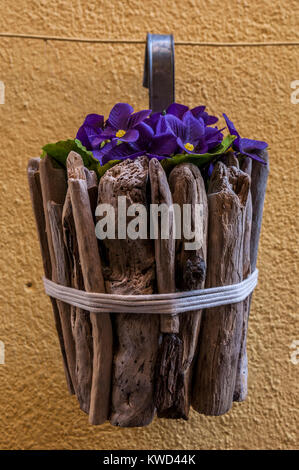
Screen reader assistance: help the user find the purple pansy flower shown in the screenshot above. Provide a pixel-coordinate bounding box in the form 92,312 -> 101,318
75,103 -> 268,170
197,126 -> 225,153
99,121 -> 177,164
144,103 -> 188,131
191,105 -> 218,125
146,102 -> 218,133
223,113 -> 268,163
76,114 -> 104,150
135,121 -> 178,158
164,111 -> 207,154
166,102 -> 189,119
92,103 -> 151,146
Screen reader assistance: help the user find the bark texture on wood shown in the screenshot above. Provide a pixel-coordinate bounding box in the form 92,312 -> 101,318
62,155 -> 98,413
192,161 -> 250,416
27,158 -> 74,394
233,152 -> 269,401
39,155 -> 67,277
149,158 -> 182,415
28,158 -> 52,279
67,151 -> 113,425
250,150 -> 269,271
47,201 -> 77,392
98,156 -> 159,427
167,163 -> 208,419
38,155 -> 77,393
234,157 -> 252,402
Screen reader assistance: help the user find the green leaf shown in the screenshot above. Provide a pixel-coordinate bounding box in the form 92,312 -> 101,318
42,139 -> 100,177
161,134 -> 236,173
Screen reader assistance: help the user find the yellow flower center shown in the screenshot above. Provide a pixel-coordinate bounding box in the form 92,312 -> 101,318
185,142 -> 194,152
116,129 -> 126,138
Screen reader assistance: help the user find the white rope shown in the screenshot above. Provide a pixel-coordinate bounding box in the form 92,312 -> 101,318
43,268 -> 258,315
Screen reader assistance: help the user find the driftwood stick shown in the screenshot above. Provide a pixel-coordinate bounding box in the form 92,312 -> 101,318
149,158 -> 182,415
62,155 -> 98,414
47,201 -> 77,392
28,159 -> 52,279
39,156 -> 67,277
222,151 -> 240,169
169,163 -> 208,419
39,156 -> 77,393
192,161 -> 250,415
250,150 -> 269,272
98,157 -> 159,427
27,158 -> 74,394
67,152 -> 113,425
234,157 -> 252,401
233,151 -> 269,401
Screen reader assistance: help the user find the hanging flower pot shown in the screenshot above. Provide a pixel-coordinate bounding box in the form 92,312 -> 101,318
28,34 -> 269,427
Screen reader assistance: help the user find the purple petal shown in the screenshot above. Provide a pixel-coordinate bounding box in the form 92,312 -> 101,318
190,105 -> 206,117
156,115 -> 169,134
92,141 -> 118,163
135,122 -> 154,148
117,128 -> 139,143
183,111 -> 205,142
76,125 -> 91,149
164,114 -> 186,140
151,133 -> 178,155
166,103 -> 189,119
205,126 -> 225,139
91,149 -> 105,165
128,109 -> 151,128
83,113 -> 104,128
102,144 -> 145,164
192,106 -> 218,125
77,126 -> 104,149
91,127 -> 115,147
238,138 -> 268,163
108,103 -> 134,130
223,113 -> 240,139
145,112 -> 162,131
195,137 -> 209,154
239,138 -> 268,152
205,114 -> 219,125
204,126 -> 225,149
76,114 -> 104,148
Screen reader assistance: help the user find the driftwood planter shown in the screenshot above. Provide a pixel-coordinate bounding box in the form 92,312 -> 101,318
28,147 -> 268,427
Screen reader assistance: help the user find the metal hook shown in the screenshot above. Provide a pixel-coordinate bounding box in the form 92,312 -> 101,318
143,33 -> 175,113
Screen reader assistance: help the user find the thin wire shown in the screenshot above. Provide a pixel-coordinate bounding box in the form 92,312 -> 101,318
0,32 -> 299,47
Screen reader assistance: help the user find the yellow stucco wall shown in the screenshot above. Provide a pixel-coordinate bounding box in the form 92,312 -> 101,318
0,0 -> 298,450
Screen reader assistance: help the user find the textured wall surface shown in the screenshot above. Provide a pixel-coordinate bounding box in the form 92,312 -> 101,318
0,0 -> 298,450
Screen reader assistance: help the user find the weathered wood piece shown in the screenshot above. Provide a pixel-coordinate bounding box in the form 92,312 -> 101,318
192,161 -> 250,415
250,150 -> 269,272
222,151 -> 239,169
67,152 -> 113,425
47,201 -> 77,392
27,158 -> 74,394
234,157 -> 252,401
62,154 -> 98,413
98,156 -> 159,427
39,155 -> 77,393
149,158 -> 182,415
168,163 -> 208,419
233,151 -> 269,401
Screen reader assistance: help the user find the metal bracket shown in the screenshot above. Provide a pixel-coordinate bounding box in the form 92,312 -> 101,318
143,33 -> 175,113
